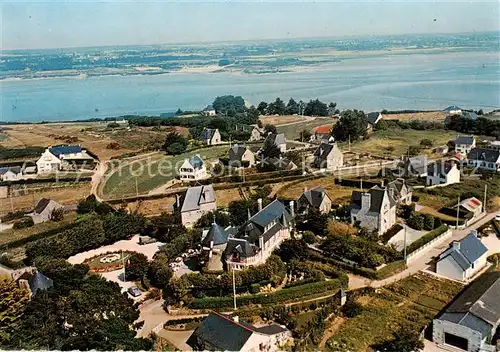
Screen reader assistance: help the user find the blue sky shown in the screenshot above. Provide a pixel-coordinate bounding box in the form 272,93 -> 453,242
1,1 -> 499,50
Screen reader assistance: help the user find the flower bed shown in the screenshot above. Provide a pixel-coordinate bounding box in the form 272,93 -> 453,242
83,250 -> 134,273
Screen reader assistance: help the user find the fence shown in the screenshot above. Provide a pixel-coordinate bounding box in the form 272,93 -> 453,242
405,229 -> 452,264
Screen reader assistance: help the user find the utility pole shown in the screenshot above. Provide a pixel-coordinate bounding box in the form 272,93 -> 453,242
456,197 -> 460,229
348,135 -> 351,152
232,267 -> 237,310
403,225 -> 407,261
483,184 -> 487,213
10,194 -> 14,213
135,177 -> 139,197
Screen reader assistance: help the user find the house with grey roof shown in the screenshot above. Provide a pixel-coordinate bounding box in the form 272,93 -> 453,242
0,166 -> 22,181
432,272 -> 500,352
179,155 -> 208,181
467,148 -> 500,172
397,155 -> 429,177
228,144 -> 256,168
350,186 -> 397,236
455,135 -> 476,155
36,145 -> 96,174
436,231 -> 488,282
366,112 -> 383,126
463,111 -> 479,121
180,185 -> 217,228
386,178 -> 412,204
187,312 -> 292,351
297,186 -> 332,214
225,199 -> 294,270
201,128 -> 222,145
28,198 -> 63,224
426,160 -> 461,187
263,156 -> 297,171
443,105 -> 463,115
312,143 -> 343,171
17,269 -> 54,297
202,105 -> 216,116
263,133 -> 287,153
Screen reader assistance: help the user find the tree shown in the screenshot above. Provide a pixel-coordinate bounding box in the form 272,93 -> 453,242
0,277 -> 29,345
77,194 -> 114,215
107,122 -> 120,129
299,129 -> 312,142
342,300 -> 363,318
147,255 -> 173,289
49,208 -> 64,222
212,95 -> 245,116
163,131 -> 188,155
286,98 -> 299,115
328,102 -> 337,116
264,124 -> 277,135
407,145 -> 421,156
423,214 -> 435,231
125,253 -> 149,282
145,213 -> 187,243
257,102 -> 268,115
261,136 -> 281,159
332,109 -> 368,141
419,138 -> 433,147
228,200 -> 254,226
373,328 -> 424,352
407,213 -> 424,230
195,210 -> 231,228
304,99 -> 329,117
267,98 -> 286,115
296,210 -> 329,236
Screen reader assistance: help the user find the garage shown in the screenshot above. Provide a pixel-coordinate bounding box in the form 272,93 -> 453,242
445,332 -> 469,351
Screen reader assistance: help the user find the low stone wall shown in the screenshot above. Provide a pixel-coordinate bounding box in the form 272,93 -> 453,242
406,229 -> 452,264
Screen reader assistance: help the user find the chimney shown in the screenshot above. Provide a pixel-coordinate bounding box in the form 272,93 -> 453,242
361,193 -> 371,211
304,187 -> 308,193
380,180 -> 384,187
289,200 -> 295,218
258,234 -> 264,250
470,230 -> 478,237
257,198 -> 263,212
233,316 -> 239,323
452,241 -> 460,250
175,194 -> 180,208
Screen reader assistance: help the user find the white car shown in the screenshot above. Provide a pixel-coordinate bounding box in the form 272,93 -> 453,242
127,286 -> 142,297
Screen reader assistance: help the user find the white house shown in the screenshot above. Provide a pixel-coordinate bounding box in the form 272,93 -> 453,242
187,312 -> 292,352
228,144 -> 256,168
180,185 -> 217,228
0,166 -> 22,181
248,127 -> 263,142
201,128 -> 222,145
443,105 -> 462,115
436,231 -> 488,282
467,148 -> 500,172
178,155 -> 208,181
426,161 -> 461,187
263,133 -> 286,154
312,143 -> 343,171
432,272 -> 500,352
366,112 -> 383,126
297,186 -> 332,214
28,198 -> 63,224
350,186 -> 397,236
36,145 -> 95,174
202,105 -> 216,116
225,199 -> 294,270
487,140 -> 500,151
386,178 -> 412,205
455,136 -> 476,155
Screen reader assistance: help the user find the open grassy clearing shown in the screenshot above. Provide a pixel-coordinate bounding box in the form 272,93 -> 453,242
0,212 -> 77,248
327,273 -> 462,352
123,196 -> 177,216
259,115 -> 307,126
2,183 -> 91,213
382,111 -> 447,121
277,118 -> 336,141
277,177 -> 360,204
102,145 -> 228,198
341,128 -> 458,158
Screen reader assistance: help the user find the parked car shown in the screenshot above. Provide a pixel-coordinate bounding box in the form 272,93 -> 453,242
495,214 -> 500,222
127,286 -> 142,297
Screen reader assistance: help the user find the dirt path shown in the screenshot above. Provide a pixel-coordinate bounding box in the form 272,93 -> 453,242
319,316 -> 345,349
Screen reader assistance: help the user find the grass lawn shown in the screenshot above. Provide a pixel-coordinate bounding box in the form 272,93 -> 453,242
295,310 -> 318,328
0,212 -> 77,248
84,251 -> 132,269
340,128 -> 458,158
277,118 -> 335,141
277,176 -> 359,204
326,273 -> 462,352
102,146 -> 228,198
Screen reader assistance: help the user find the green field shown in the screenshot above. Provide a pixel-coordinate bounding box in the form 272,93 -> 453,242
102,145 -> 228,198
326,273 -> 462,351
341,128 -> 459,157
277,119 -> 334,141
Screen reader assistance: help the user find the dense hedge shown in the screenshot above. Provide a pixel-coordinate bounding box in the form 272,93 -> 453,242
0,176 -> 92,186
190,278 -> 346,309
12,217 -> 34,230
164,317 -> 205,327
407,225 -> 449,254
0,146 -> 45,160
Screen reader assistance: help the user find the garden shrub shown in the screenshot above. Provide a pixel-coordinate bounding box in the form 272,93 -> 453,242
13,217 -> 34,230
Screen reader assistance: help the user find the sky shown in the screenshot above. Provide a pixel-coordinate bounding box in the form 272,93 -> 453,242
1,1 -> 499,50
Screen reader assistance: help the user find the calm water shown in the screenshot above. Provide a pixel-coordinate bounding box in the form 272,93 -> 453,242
1,51 -> 499,122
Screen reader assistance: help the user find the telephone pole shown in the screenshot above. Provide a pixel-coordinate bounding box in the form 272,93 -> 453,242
403,225 -> 407,261
483,184 -> 487,213
456,197 -> 460,229
232,267 -> 237,310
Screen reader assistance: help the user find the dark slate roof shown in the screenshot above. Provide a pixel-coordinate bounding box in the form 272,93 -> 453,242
188,155 -> 204,169
455,135 -> 475,145
181,185 -> 216,212
202,222 -> 230,247
464,111 -> 479,120
33,198 -> 52,214
351,186 -> 395,213
468,148 -> 500,163
457,232 -> 488,264
255,325 -> 288,335
28,271 -> 54,294
427,161 -> 456,177
265,133 -> 286,146
408,155 -> 428,175
300,186 -> 330,208
225,238 -> 257,259
228,144 -> 248,161
440,272 -> 500,331
366,112 -> 381,125
266,157 -> 296,171
313,143 -> 334,161
249,199 -> 292,228
0,166 -> 22,175
49,145 -> 82,157
187,313 -> 254,351
201,128 -> 217,141
444,105 -> 462,112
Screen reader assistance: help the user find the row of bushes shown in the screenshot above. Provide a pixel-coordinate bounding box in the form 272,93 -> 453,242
407,225 -> 449,255
0,176 -> 92,186
190,278 -> 346,309
164,316 -> 205,327
0,211 -> 26,223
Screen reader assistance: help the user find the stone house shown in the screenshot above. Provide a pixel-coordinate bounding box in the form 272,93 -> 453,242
228,144 -> 256,168
28,198 -> 63,224
386,178 -> 412,204
224,199 -> 294,270
297,186 -> 332,214
455,136 -> 476,155
36,145 -> 96,174
350,186 -> 397,236
432,272 -> 500,352
179,155 -> 208,181
436,231 -> 488,282
180,185 -> 217,228
397,155 -> 428,177
263,133 -> 287,153
312,143 -> 343,171
467,148 -> 500,172
426,161 -> 461,187
187,312 -> 292,351
201,128 -> 222,145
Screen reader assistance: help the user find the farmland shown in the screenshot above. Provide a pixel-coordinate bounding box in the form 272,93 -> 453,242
276,177 -> 360,204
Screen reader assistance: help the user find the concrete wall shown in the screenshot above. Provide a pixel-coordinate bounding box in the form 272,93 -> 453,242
436,255 -> 466,281
433,318 -> 485,352
181,201 -> 217,228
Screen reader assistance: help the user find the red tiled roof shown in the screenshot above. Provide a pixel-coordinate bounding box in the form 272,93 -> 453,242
314,125 -> 331,134
469,197 -> 482,208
